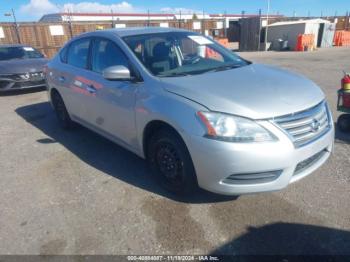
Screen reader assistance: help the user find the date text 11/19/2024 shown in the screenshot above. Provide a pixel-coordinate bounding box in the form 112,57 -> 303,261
127,255 -> 219,261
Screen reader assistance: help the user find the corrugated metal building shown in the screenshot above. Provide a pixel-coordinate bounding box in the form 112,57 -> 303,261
267,19 -> 336,50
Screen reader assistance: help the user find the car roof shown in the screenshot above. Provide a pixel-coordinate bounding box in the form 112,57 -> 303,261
80,27 -> 191,38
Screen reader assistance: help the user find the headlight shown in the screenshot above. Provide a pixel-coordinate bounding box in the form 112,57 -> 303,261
197,111 -> 277,142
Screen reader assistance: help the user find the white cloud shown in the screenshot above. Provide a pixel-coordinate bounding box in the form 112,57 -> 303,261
19,0 -> 200,21
62,1 -> 135,13
19,0 -> 137,20
19,0 -> 59,17
160,7 -> 201,15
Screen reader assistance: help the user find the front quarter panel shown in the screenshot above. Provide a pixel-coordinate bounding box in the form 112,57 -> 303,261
135,85 -> 208,158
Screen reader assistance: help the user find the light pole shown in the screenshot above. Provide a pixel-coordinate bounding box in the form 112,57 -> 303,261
224,10 -> 227,38
147,9 -> 150,27
4,8 -> 20,43
111,9 -> 115,28
264,0 -> 270,51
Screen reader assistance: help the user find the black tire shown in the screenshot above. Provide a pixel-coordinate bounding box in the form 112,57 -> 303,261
51,91 -> 74,129
147,128 -> 198,195
337,114 -> 350,132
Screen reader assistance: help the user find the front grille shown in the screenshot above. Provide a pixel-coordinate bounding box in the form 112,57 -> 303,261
273,101 -> 331,147
294,149 -> 327,175
0,74 -> 23,81
12,79 -> 45,88
0,72 -> 44,82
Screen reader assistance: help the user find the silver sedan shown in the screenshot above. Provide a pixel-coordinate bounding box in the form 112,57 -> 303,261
45,27 -> 334,195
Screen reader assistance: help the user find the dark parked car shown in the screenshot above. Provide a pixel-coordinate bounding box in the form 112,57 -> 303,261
0,44 -> 48,92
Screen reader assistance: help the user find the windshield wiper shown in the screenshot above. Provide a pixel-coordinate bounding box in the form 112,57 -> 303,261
159,72 -> 190,77
159,64 -> 244,77
3,58 -> 23,61
210,64 -> 243,72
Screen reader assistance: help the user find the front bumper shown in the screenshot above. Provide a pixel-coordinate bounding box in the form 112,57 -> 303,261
183,120 -> 334,195
0,73 -> 46,92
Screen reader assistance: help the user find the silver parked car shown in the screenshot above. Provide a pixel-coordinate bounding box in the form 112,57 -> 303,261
46,27 -> 334,195
0,45 -> 47,92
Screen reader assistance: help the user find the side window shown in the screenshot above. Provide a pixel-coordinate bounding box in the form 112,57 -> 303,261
67,38 -> 90,69
91,39 -> 129,74
59,45 -> 68,63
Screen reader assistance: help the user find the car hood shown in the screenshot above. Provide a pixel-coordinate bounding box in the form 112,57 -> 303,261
160,64 -> 325,119
0,58 -> 48,74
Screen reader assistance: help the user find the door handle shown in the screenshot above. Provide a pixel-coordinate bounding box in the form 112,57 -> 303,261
58,76 -> 65,83
86,85 -> 97,94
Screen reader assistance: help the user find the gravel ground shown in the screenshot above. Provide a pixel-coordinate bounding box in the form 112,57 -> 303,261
0,47 -> 349,256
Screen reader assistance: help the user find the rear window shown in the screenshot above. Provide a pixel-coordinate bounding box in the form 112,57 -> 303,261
0,46 -> 44,61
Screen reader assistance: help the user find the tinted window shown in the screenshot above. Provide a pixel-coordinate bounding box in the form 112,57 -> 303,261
0,46 -> 44,61
67,38 -> 90,69
91,38 -> 129,74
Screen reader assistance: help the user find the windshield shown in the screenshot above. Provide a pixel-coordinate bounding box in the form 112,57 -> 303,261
0,46 -> 44,61
123,32 -> 249,77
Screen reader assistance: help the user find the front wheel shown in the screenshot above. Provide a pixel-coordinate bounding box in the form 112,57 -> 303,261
147,129 -> 198,195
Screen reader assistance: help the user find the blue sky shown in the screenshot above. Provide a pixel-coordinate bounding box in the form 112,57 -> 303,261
0,0 -> 349,22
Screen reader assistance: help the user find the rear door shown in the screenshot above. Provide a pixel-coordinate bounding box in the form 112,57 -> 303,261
61,37 -> 93,120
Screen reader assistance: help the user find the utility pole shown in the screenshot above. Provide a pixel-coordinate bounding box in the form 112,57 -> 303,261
5,9 -> 21,43
265,0 -> 270,51
179,10 -> 182,28
224,10 -> 227,38
147,9 -> 150,27
111,9 -> 115,28
202,10 -> 205,35
11,9 -> 20,44
68,10 -> 73,38
258,9 -> 262,51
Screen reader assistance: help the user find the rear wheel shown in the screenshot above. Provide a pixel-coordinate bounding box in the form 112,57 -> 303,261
51,91 -> 74,129
147,129 -> 198,195
337,114 -> 350,132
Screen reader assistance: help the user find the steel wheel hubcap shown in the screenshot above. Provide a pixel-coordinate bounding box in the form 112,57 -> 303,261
156,143 -> 183,185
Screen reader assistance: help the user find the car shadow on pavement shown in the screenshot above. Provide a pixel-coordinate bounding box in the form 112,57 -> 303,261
334,122 -> 350,145
210,222 -> 350,256
0,86 -> 46,96
15,102 -> 238,204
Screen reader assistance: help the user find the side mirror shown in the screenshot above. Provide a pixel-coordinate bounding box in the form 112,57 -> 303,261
103,65 -> 132,81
